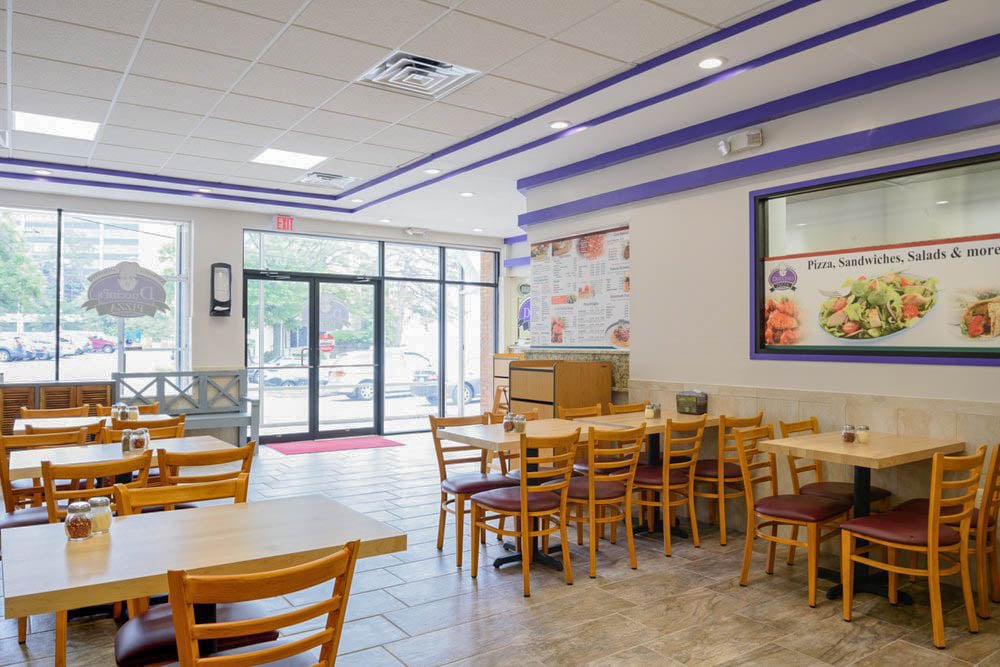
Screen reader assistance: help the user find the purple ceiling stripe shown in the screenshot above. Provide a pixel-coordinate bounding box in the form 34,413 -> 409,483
353,0 -> 943,210
519,98 -> 1000,226
0,157 -> 349,203
335,0 -> 825,199
0,171 -> 355,213
504,234 -> 528,245
503,256 -> 530,268
520,33 -> 1000,190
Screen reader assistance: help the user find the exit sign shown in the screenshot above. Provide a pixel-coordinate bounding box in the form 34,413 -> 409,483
275,215 -> 294,231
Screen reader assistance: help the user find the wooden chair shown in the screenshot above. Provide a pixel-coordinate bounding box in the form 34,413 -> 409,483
40,452 -> 153,666
607,401 -> 648,415
429,414 -> 517,568
558,404 -> 603,420
20,405 -> 89,418
894,443 -> 1000,619
112,414 -> 186,432
0,430 -> 88,644
564,425 -> 645,577
25,421 -> 103,442
692,412 -> 764,546
633,416 -> 706,556
102,423 -> 186,444
471,431 -> 579,596
735,425 -> 850,607
115,474 -> 250,514
842,447 -> 986,648
166,541 -> 360,666
96,402 -> 160,416
157,443 -> 255,485
485,409 -> 540,478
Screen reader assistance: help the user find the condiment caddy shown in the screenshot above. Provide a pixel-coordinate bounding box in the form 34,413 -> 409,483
841,424 -> 871,444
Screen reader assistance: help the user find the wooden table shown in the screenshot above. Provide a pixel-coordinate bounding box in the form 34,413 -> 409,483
760,431 -> 965,602
8,435 -> 234,481
13,413 -> 173,434
438,418 -> 590,571
2,495 -> 406,666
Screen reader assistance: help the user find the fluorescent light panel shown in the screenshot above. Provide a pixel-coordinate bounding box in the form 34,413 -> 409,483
252,148 -> 327,169
14,111 -> 99,140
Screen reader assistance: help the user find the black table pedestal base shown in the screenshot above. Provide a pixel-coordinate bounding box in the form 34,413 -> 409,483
494,541 -> 563,570
818,566 -> 914,605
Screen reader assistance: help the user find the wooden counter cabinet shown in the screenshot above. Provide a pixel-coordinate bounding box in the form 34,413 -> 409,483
508,360 -> 611,420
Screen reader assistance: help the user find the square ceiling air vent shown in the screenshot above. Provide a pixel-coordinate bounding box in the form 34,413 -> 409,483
296,172 -> 359,189
361,51 -> 480,99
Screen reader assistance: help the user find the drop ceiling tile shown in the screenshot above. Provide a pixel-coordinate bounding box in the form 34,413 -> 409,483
233,64 -> 347,108
556,0 -> 709,62
402,103 -> 503,136
147,0 -> 283,60
212,94 -> 310,128
402,12 -> 544,71
296,0 -> 447,48
494,41 -> 625,93
13,149 -> 88,166
271,132 -> 356,158
15,0 -> 155,35
338,143 -> 422,167
13,55 -> 122,100
459,0 -> 617,37
92,144 -> 172,167
367,124 -> 452,152
117,76 -> 225,115
311,158 -> 390,180
322,85 -> 429,123
177,137 -> 259,162
193,118 -> 284,145
13,14 -> 138,71
650,0 -> 776,26
13,87 -> 110,122
107,103 -> 203,135
131,41 -> 249,90
294,110 -> 388,142
11,131 -> 94,158
197,0 -> 305,22
100,125 -> 186,153
157,166 -> 235,182
231,161 -> 304,183
262,27 -> 390,81
163,153 -> 241,175
444,75 -> 555,116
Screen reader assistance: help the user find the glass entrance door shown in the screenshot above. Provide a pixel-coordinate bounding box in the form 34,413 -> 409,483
246,276 -> 378,441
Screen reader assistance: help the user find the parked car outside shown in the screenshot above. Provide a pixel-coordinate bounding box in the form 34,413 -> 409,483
0,334 -> 27,362
59,333 -> 91,355
327,348 -> 431,400
24,337 -> 51,360
411,369 -> 481,405
88,335 -> 116,353
247,356 -> 310,387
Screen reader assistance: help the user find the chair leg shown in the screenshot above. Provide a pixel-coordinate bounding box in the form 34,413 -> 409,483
928,555 -> 946,648
960,540 -> 980,635
765,523 -> 778,575
55,610 -> 67,667
588,501 -> 598,578
560,512 -> 573,586
739,514 -> 755,586
17,617 -> 27,644
470,504 -> 480,577
990,543 -> 1000,603
521,525 -> 532,597
498,515 -> 506,540
887,547 -> 898,605
455,494 -> 466,568
687,489 -> 700,548
541,517 -> 550,553
718,483 -> 727,546
910,552 -> 919,582
646,494 -> 654,532
975,537 -> 990,618
610,512 -> 618,545
841,530 -> 854,622
807,522 -> 819,608
787,525 -> 799,566
576,504 -> 584,545
625,496 -> 637,570
662,491 -> 672,557
437,491 -> 448,550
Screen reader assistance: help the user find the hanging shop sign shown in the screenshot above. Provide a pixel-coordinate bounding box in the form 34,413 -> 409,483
82,261 -> 170,318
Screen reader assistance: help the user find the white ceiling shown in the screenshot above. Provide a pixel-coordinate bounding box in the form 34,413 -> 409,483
1,0 -> 996,238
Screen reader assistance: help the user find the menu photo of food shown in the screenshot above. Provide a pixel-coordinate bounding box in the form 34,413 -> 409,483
552,240 -> 572,257
819,272 -> 937,341
606,319 -> 630,348
577,233 -> 605,260
578,284 -> 594,300
530,242 -> 550,259
764,296 -> 800,345
954,289 -> 1000,340
551,316 -> 566,344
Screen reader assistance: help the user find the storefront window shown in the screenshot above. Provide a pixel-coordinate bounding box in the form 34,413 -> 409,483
244,231 -> 378,276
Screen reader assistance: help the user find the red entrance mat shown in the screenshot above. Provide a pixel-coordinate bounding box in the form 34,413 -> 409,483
266,436 -> 404,456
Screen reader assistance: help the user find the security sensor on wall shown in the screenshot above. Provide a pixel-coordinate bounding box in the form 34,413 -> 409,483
718,128 -> 763,157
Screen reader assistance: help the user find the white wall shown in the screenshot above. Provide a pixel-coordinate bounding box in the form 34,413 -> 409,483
0,189 -> 500,371
522,60 -> 1000,403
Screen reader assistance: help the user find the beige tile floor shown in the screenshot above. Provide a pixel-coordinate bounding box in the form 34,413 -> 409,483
2,432 -> 998,666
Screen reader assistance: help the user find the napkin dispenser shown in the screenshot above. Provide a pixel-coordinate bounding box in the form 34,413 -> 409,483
676,390 -> 708,415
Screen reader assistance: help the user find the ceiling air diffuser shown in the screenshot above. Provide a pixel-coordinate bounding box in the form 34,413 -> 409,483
361,51 -> 480,99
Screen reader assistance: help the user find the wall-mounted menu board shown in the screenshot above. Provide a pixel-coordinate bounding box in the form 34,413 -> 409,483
753,151 -> 1000,365
530,226 -> 630,349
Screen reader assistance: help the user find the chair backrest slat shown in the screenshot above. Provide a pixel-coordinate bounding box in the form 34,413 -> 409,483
111,414 -> 185,431
518,431 -> 579,494
41,450 -> 153,522
20,405 -> 90,419
157,444 -> 255,485
115,474 -> 249,514
718,412 -> 765,462
168,541 -> 360,666
558,404 -> 602,420
665,417 -> 707,477
97,402 -> 160,417
587,425 -> 644,488
25,421 -> 103,442
607,401 -> 647,415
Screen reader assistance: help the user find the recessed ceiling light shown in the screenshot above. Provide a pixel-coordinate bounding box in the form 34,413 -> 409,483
459,191 -> 475,198
423,168 -> 442,175
698,57 -> 727,70
251,148 -> 326,170
351,198 -> 364,204
379,218 -> 392,223
796,223 -> 807,227
935,200 -> 949,205
14,111 -> 99,140
549,120 -> 571,130
472,227 -> 484,233
33,169 -> 52,176
196,187 -> 213,193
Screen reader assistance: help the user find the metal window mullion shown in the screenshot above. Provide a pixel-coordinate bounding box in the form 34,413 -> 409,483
54,208 -> 62,380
